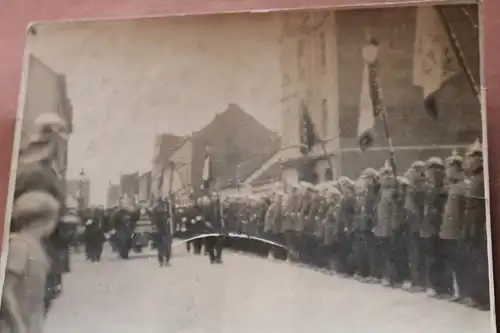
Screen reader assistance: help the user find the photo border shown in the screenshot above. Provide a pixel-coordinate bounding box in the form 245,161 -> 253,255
0,0 -> 497,328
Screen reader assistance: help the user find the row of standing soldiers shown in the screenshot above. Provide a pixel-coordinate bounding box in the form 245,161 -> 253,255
188,142 -> 488,311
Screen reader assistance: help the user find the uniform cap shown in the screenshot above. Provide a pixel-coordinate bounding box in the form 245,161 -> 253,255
426,157 -> 444,168
361,168 -> 379,178
466,138 -> 483,157
411,161 -> 426,170
446,149 -> 464,167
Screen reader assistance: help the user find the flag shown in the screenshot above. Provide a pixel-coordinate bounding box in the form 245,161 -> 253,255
202,153 -> 212,190
357,41 -> 384,150
413,6 -> 460,119
151,136 -> 164,200
299,102 -> 319,155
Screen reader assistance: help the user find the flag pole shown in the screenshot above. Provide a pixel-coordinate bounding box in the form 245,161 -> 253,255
435,6 -> 480,102
365,33 -> 398,177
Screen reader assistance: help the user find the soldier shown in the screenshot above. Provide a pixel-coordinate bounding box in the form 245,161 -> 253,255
201,195 -> 223,264
151,198 -> 172,267
312,187 -> 331,268
391,175 -> 410,287
439,150 -> 469,301
464,140 -> 489,310
266,192 -> 286,260
372,162 -> 399,286
189,200 -> 204,255
322,187 -> 341,271
298,184 -> 318,265
353,168 -> 379,282
282,185 -> 300,261
336,177 -> 357,276
109,204 -> 139,260
421,157 -> 451,299
404,161 -> 428,292
82,209 -> 105,262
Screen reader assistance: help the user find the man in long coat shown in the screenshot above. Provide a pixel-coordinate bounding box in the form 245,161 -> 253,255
464,140 -> 490,310
404,161 -> 428,292
421,157 -> 451,298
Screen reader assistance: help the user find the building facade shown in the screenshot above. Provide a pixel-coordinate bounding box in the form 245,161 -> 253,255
278,11 -> 340,188
138,171 -> 152,203
106,184 -> 120,208
120,172 -> 139,206
20,55 -> 73,185
278,7 -> 480,181
162,138 -> 195,205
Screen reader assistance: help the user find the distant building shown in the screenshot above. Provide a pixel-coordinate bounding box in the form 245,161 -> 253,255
106,184 -> 120,208
66,178 -> 90,208
120,172 -> 139,206
138,171 -> 152,203
162,137 -> 195,205
161,104 -> 280,203
151,133 -> 184,201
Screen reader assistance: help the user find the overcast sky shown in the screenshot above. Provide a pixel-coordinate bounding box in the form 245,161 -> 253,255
25,14 -> 282,205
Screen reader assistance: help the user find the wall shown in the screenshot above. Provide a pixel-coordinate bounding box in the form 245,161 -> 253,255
335,7 -> 480,176
279,11 -> 340,184
162,139 -> 193,201
279,7 -> 480,179
20,55 -> 72,177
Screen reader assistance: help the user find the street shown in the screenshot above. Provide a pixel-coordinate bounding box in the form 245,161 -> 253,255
45,245 -> 493,333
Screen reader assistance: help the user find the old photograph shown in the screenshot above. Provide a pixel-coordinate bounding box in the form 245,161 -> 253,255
1,4 -> 494,333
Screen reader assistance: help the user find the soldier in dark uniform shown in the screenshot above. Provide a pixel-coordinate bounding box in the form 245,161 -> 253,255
464,140 -> 490,310
202,195 -> 224,264
390,176 -> 410,287
83,209 -> 105,262
265,192 -> 286,260
312,188 -> 331,268
440,151 -> 468,301
109,205 -> 139,259
421,157 -> 452,299
372,163 -> 400,285
353,168 -> 379,282
282,186 -> 299,261
336,177 -> 357,276
323,188 -> 341,271
404,161 -> 428,293
151,198 -> 172,267
188,201 -> 204,255
298,186 -> 316,264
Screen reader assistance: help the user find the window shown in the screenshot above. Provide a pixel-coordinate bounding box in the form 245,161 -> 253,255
319,31 -> 326,71
321,99 -> 328,138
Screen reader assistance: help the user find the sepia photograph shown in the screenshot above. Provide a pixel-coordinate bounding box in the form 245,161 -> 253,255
0,4 -> 494,333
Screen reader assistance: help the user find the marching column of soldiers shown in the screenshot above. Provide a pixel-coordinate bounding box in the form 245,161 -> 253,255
175,140 -> 489,311
177,195 -> 224,264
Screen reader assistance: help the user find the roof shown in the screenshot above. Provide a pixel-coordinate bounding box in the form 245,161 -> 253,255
188,103 -> 280,195
154,133 -> 184,165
